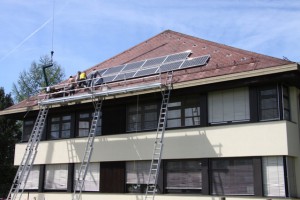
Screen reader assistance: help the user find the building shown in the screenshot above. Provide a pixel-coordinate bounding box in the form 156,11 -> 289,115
1,30 -> 300,200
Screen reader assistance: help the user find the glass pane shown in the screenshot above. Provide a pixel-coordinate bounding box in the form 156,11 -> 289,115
144,112 -> 157,121
261,109 -> 279,120
166,160 -> 202,190
185,117 -> 200,126
260,88 -> 276,96
168,110 -> 181,118
167,119 -> 181,128
129,114 -> 141,123
144,121 -> 157,130
23,165 -> 40,189
50,131 -> 59,139
79,113 -> 90,118
262,157 -> 286,197
61,130 -> 70,138
261,98 -> 277,109
211,158 -> 254,195
79,129 -> 89,137
51,117 -> 60,122
62,122 -> 71,130
44,164 -> 68,190
168,102 -> 181,108
144,104 -> 156,110
185,107 -> 200,117
51,124 -> 59,131
74,163 -> 100,191
284,98 -> 290,109
62,115 -> 71,121
25,120 -> 34,125
128,123 -> 141,131
79,121 -> 89,129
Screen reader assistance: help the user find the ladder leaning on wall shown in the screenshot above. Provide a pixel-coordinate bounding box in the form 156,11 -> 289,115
144,71 -> 173,200
7,106 -> 49,200
72,98 -> 103,200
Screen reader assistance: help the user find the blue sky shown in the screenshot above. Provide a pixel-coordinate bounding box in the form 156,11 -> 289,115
0,0 -> 299,94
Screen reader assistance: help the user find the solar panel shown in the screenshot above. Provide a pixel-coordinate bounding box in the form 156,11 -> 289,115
180,55 -> 210,69
134,67 -> 159,78
159,60 -> 184,73
142,56 -> 167,68
114,72 -> 136,82
122,60 -> 145,72
164,51 -> 191,63
98,69 -> 107,75
102,65 -> 125,75
94,51 -> 210,85
102,75 -> 116,83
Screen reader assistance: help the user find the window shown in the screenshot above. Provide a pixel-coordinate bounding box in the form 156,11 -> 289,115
165,160 -> 202,193
258,86 -> 280,121
22,165 -> 40,190
49,115 -> 72,139
211,158 -> 254,195
77,112 -> 101,137
208,87 -> 250,124
22,120 -> 34,142
282,85 -> 290,120
44,164 -> 68,190
127,103 -> 158,132
262,157 -> 286,197
74,163 -> 100,191
126,161 -> 151,193
167,97 -> 201,128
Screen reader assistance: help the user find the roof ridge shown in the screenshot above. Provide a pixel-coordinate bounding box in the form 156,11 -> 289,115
164,30 -> 293,65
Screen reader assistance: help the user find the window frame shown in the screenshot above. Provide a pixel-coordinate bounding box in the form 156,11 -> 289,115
48,114 -> 74,140
258,85 -> 280,121
74,162 -> 100,192
22,119 -> 35,142
76,111 -> 102,137
44,164 -> 69,191
125,160 -> 151,193
167,96 -> 201,128
210,157 -> 255,196
208,87 -> 250,125
126,102 -> 159,132
257,84 -> 291,122
164,159 -> 203,194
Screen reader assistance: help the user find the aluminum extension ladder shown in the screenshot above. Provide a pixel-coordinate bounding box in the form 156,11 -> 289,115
145,71 -> 173,200
73,98 -> 103,200
7,106 -> 49,200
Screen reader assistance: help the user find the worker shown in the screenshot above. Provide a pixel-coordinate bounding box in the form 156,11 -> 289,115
87,68 -> 101,87
77,71 -> 87,87
67,75 -> 76,95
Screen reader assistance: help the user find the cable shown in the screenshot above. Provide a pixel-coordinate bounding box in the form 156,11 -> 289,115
51,0 -> 55,53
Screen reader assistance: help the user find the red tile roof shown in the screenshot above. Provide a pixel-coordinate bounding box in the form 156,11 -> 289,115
2,30 -> 295,113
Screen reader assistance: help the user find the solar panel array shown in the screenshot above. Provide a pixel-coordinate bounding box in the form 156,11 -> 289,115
94,51 -> 210,85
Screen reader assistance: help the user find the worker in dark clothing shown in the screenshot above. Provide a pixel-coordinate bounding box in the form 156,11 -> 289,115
87,69 -> 101,87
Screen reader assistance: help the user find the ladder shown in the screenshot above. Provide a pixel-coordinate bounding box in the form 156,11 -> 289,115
145,71 -> 173,200
7,106 -> 49,200
72,98 -> 103,200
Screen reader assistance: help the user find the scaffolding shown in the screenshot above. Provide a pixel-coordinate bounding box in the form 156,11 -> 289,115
9,72 -> 169,200
7,106 -> 49,200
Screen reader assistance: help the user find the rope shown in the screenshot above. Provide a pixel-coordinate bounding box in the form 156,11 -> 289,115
51,0 -> 55,52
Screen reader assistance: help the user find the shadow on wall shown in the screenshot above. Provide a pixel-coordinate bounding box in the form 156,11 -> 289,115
40,128 -> 223,164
